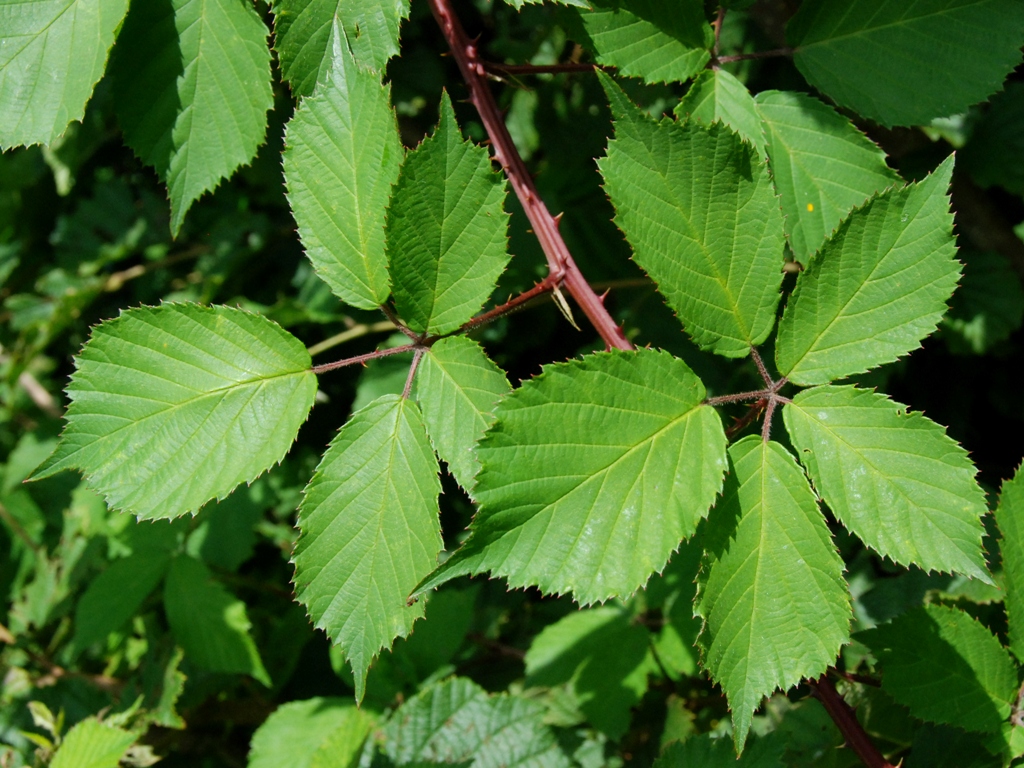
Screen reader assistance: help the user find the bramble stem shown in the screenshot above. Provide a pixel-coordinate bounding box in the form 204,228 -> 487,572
716,47 -> 793,64
810,675 -> 896,768
449,275 -> 560,336
427,0 -> 633,352
402,348 -> 425,399
750,346 -> 773,388
705,389 -> 772,406
310,343 -> 419,374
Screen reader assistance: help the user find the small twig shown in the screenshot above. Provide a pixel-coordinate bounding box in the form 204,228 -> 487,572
0,502 -> 41,554
705,388 -> 772,407
17,371 -> 60,418
716,47 -> 793,64
102,245 -> 207,292
448,275 -> 560,336
380,304 -> 421,342
402,348 -> 425,399
810,675 -> 896,768
466,632 -> 526,661
725,399 -> 767,439
713,7 -> 726,58
310,343 -> 419,375
750,346 -> 773,388
307,320 -> 396,357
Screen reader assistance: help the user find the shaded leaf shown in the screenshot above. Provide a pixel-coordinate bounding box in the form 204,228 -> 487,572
112,0 -> 273,234
415,336 -> 510,493
33,304 -> 316,520
49,718 -> 135,768
754,90 -> 899,263
784,385 -> 990,581
787,0 -> 1024,127
675,69 -> 766,155
248,698 -> 372,768
961,83 -> 1024,195
387,92 -> 511,335
292,395 -> 442,701
996,466 -> 1024,663
775,156 -> 960,385
599,74 -> 785,357
941,249 -> 1024,354
697,437 -> 850,750
283,23 -> 402,309
654,733 -> 784,767
414,349 -> 727,605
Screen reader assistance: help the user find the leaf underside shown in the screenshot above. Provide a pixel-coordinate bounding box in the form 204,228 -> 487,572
415,348 -> 727,605
33,304 -> 316,520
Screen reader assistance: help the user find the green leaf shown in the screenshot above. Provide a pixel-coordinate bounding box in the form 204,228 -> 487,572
787,0 -> 1024,127
273,0 -> 411,98
72,552 -> 171,654
387,92 -> 511,335
753,90 -> 899,263
248,698 -> 373,768
598,73 -> 786,357
0,0 -> 130,148
996,466 -> 1024,663
414,349 -> 727,605
49,718 -> 135,768
292,395 -> 442,701
654,734 -> 785,768
525,605 -> 656,739
186,486 -> 265,572
674,69 -> 766,156
941,250 -> 1024,354
111,0 -> 273,234
415,336 -> 510,493
382,677 -> 571,768
775,155 -> 960,385
962,83 -> 1024,195
567,0 -> 712,84
283,25 -> 402,309
164,555 -> 271,685
784,385 -> 990,581
644,541 -> 702,679
697,437 -> 850,750
859,604 -> 1017,734
32,304 -> 316,520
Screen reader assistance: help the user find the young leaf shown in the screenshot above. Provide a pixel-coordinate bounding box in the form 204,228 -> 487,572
283,24 -> 402,309
525,606 -> 656,739
249,698 -> 372,768
784,386 -> 990,582
995,466 -> 1024,663
566,0 -> 712,85
414,349 -> 727,605
387,93 -> 511,335
787,0 -> 1024,127
859,604 -> 1017,734
32,304 -> 316,520
111,0 -> 273,234
753,90 -> 899,263
775,156 -> 960,385
49,718 -> 135,768
273,0 -> 411,98
163,555 -> 271,685
415,336 -> 511,493
697,437 -> 850,750
599,73 -> 786,357
72,552 -> 171,655
0,0 -> 130,149
382,677 -> 571,768
292,395 -> 442,701
674,69 -> 766,156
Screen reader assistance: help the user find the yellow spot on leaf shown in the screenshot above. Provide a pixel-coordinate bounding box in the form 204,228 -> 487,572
806,203 -> 814,212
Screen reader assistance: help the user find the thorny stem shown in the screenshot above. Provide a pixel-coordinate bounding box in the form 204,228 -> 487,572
810,675 -> 897,768
705,348 -> 790,441
449,275 -> 560,336
402,348 -> 425,399
428,0 -> 632,351
380,304 -> 422,343
750,345 -> 772,388
310,343 -> 419,374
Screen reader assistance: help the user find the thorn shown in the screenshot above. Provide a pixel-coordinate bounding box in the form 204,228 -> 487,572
599,289 -> 610,304
551,286 -> 580,330
553,212 -> 564,228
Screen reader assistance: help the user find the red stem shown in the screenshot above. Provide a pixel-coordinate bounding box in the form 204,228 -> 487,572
810,675 -> 896,768
716,47 -> 793,64
427,0 -> 633,352
311,343 -> 418,374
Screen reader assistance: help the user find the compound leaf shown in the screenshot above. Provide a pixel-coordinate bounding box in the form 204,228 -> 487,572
414,349 -> 727,605
775,155 -> 960,385
382,677 -> 571,768
996,466 -> 1024,663
387,92 -> 511,335
567,0 -> 712,84
784,386 -> 990,581
283,24 -> 402,309
273,0 -> 411,98
49,718 -> 135,768
0,0 -> 129,148
415,336 -> 510,493
524,606 -> 656,740
292,395 -> 442,702
859,604 -> 1017,734
697,437 -> 850,750
111,0 -> 273,235
674,69 -> 766,156
754,90 -> 899,263
599,73 -> 786,357
788,0 -> 1024,127
33,304 -> 316,520
249,698 -> 373,768
164,555 -> 270,685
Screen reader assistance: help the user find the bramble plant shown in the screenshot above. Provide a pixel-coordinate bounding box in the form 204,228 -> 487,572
3,0 -> 1024,766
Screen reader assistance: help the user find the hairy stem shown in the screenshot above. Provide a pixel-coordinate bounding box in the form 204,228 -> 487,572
810,675 -> 896,768
310,343 -> 419,375
402,348 -> 426,399
427,0 -> 633,351
449,275 -> 559,336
